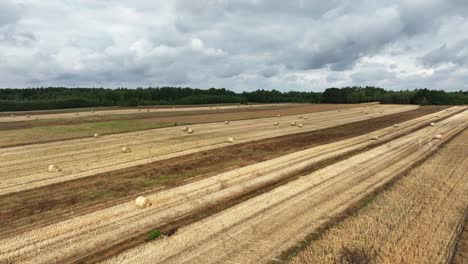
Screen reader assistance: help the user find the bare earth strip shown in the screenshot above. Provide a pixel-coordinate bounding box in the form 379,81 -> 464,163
0,108 -> 465,264
98,110 -> 468,264
289,128 -> 468,264
0,106 -> 446,239
0,104 -> 418,195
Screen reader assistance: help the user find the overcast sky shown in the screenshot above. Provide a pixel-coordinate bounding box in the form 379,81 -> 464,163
1,0 -> 468,91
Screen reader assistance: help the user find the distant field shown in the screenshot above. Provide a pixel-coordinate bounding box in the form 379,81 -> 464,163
0,103 -> 365,147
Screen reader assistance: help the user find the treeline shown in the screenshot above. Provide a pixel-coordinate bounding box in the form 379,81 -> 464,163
0,86 -> 466,111
321,87 -> 468,105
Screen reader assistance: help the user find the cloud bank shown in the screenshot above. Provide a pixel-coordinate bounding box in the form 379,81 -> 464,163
1,0 -> 468,91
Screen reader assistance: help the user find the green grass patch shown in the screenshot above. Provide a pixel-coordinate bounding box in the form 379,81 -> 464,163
147,229 -> 162,241
32,120 -> 174,135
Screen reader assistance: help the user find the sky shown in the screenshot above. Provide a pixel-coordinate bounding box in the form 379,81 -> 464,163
1,0 -> 468,92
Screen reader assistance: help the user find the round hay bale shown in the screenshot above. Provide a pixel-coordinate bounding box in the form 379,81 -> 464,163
430,122 -> 436,126
298,123 -> 304,128
224,121 -> 230,125
277,114 -> 281,118
393,124 -> 399,128
93,133 -> 100,138
135,196 -> 152,209
182,126 -> 188,131
290,121 -> 296,126
370,135 -> 379,141
121,146 -> 131,153
187,128 -> 194,134
273,122 -> 279,126
299,115 -> 303,119
227,137 -> 235,143
303,116 -> 308,119
48,164 -> 61,172
75,112 -> 79,116
433,134 -> 442,140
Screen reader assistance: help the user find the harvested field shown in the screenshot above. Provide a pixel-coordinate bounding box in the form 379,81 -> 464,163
289,128 -> 468,264
0,104 -> 419,195
0,105 -> 447,238
93,110 -> 467,264
0,103 -> 289,123
0,103 -> 366,146
0,108 -> 466,264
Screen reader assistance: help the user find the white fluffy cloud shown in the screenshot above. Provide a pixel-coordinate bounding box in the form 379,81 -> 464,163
1,0 -> 468,91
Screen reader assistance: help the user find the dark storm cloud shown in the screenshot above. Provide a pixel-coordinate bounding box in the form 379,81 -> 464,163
0,0 -> 468,90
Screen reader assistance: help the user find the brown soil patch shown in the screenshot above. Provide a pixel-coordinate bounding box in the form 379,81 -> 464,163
0,106 -> 445,239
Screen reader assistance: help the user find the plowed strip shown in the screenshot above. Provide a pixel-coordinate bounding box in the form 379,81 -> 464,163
0,106 -> 446,238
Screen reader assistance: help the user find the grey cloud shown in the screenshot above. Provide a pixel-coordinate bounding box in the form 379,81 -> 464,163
0,1 -> 468,91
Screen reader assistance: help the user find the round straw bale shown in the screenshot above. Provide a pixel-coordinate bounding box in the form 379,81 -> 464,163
121,146 -> 131,153
182,126 -> 188,131
75,112 -> 79,115
274,122 -> 279,126
303,116 -> 308,119
290,121 -> 296,126
135,196 -> 152,209
433,134 -> 442,140
370,135 -> 379,141
298,123 -> 304,128
227,137 -> 235,143
430,122 -> 436,126
224,121 -> 230,125
187,128 -> 194,134
48,164 -> 61,172
277,114 -> 281,117
393,124 -> 399,128
93,133 -> 99,138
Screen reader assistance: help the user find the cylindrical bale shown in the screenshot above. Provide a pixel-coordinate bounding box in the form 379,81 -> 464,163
135,196 -> 152,209
370,135 -> 379,141
393,124 -> 399,128
274,122 -> 279,126
93,133 -> 100,138
182,126 -> 188,131
48,164 -> 61,172
224,121 -> 230,125
430,122 -> 436,126
290,121 -> 296,126
298,123 -> 304,128
121,146 -> 131,153
227,137 -> 235,143
277,114 -> 281,117
187,128 -> 194,134
433,134 -> 442,140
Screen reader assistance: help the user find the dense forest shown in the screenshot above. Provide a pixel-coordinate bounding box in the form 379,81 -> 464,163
0,86 -> 466,111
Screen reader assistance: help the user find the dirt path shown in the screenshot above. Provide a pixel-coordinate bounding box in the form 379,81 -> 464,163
0,106 -> 448,238
290,129 -> 468,264
99,111 -> 468,264
0,109 -> 465,264
0,105 -> 419,195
